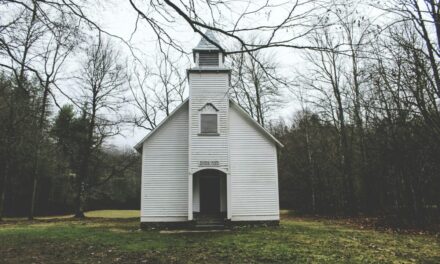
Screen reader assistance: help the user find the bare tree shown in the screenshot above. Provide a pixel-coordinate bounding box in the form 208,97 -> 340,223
28,17 -> 78,220
129,48 -> 187,131
331,0 -> 375,211
229,39 -> 287,127
371,0 -> 440,103
300,23 -> 357,212
129,0 -> 333,55
73,36 -> 127,218
368,19 -> 440,218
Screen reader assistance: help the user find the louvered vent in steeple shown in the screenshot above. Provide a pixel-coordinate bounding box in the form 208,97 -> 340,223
199,52 -> 219,67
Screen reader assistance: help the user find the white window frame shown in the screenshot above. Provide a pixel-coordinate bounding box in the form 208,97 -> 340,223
198,109 -> 219,136
198,102 -> 220,135
199,103 -> 220,136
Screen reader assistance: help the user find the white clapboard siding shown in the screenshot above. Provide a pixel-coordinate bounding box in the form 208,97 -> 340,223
137,33 -> 283,223
229,103 -> 280,221
141,102 -> 189,222
189,73 -> 229,172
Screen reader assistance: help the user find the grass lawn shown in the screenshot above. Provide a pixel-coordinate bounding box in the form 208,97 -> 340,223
1,211 -> 439,263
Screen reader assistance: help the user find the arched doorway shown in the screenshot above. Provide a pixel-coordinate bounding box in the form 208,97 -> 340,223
193,169 -> 226,221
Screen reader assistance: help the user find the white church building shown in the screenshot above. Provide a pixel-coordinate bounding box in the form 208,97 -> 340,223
135,31 -> 283,227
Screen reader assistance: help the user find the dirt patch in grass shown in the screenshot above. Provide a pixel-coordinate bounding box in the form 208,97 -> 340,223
281,213 -> 440,236
0,216 -> 138,228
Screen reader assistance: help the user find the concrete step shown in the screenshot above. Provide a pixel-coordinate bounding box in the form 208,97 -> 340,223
195,224 -> 225,230
196,219 -> 224,224
195,214 -> 226,229
195,221 -> 224,226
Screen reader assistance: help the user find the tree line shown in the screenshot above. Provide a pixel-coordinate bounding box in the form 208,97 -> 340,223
270,1 -> 440,227
0,1 -> 143,219
0,37 -> 141,218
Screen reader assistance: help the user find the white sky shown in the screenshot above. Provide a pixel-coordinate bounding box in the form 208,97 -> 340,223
45,0 -> 385,150
85,1 -> 305,149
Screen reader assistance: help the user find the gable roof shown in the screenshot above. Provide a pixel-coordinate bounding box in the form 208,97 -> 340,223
133,98 -> 284,152
134,99 -> 189,152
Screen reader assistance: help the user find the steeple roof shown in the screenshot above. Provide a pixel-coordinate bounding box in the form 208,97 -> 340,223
193,30 -> 223,51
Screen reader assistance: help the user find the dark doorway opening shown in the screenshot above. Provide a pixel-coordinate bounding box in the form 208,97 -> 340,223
193,169 -> 226,226
200,175 -> 220,214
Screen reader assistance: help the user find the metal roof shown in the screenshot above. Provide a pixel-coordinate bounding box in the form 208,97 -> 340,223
193,30 -> 222,51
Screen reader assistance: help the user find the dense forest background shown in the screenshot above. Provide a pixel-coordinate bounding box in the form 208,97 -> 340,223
0,73 -> 141,216
1,0 -> 440,227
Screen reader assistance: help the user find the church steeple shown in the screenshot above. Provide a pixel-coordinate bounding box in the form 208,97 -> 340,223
187,30 -> 231,221
193,30 -> 225,68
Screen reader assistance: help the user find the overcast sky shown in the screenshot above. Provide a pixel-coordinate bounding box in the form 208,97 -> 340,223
0,1 -> 388,150
48,0 -> 384,150
79,1 -> 305,150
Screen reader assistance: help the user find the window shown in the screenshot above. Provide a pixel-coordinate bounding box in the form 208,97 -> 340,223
200,113 -> 218,134
199,52 -> 219,67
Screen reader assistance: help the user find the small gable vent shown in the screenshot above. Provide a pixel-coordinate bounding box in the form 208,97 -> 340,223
199,52 -> 219,67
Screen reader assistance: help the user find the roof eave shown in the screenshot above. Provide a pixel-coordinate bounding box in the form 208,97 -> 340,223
193,48 -> 226,55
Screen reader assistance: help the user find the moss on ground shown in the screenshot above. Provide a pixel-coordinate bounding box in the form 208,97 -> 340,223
0,210 -> 439,263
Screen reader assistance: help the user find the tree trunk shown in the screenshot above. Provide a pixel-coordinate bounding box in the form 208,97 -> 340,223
28,85 -> 50,220
304,114 -> 316,213
331,52 -> 356,214
0,164 -> 8,221
28,175 -> 38,220
74,180 -> 85,218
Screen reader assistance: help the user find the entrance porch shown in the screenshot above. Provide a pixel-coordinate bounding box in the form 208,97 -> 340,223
192,169 -> 227,227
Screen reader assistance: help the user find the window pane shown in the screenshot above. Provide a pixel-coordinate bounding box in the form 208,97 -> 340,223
201,114 -> 217,133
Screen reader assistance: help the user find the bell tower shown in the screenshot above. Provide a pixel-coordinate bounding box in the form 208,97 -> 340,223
192,30 -> 225,68
187,30 -> 231,220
